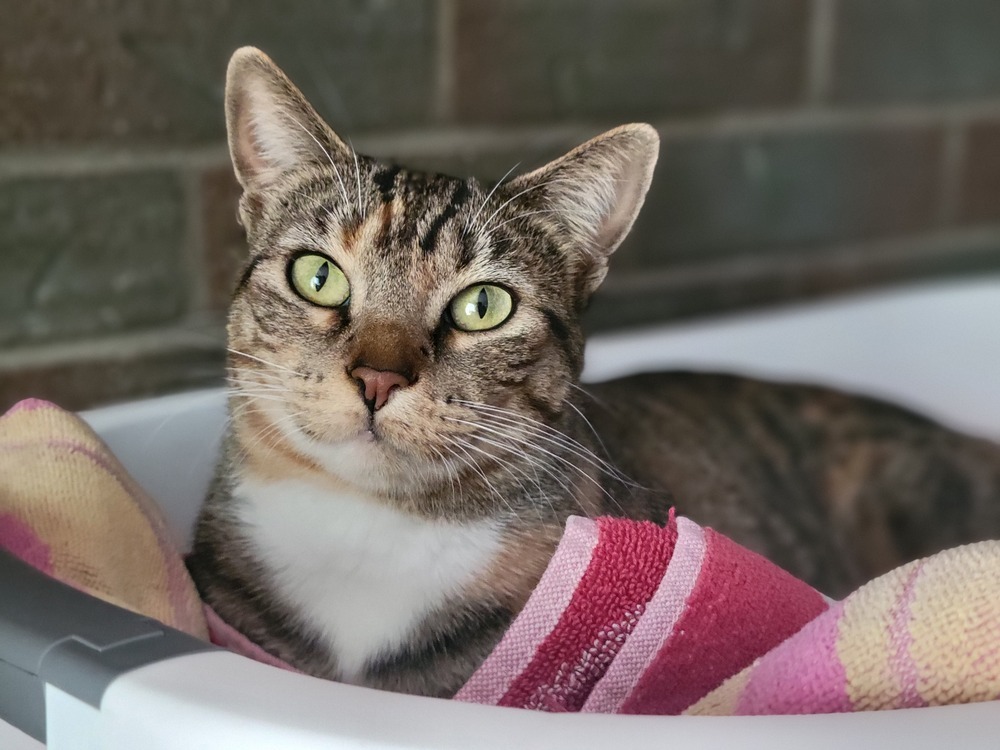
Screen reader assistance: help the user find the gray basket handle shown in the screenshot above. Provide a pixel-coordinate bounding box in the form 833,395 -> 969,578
0,549 -> 215,742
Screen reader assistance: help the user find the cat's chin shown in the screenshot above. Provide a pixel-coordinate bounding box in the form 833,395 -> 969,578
282,418 -> 446,495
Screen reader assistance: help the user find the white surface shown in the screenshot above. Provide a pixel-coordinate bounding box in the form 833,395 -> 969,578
99,651 -> 1000,750
45,687 -> 100,750
26,274 -> 994,748
583,275 -> 1000,441
0,722 -> 43,750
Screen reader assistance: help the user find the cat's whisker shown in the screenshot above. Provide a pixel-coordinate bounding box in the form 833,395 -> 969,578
458,399 -> 624,476
228,380 -> 288,393
561,398 -> 647,491
489,208 -> 561,234
349,137 -> 364,220
452,430 -> 562,521
463,161 -> 521,238
428,445 -> 460,503
237,405 -> 304,458
453,400 -> 636,487
445,415 -> 621,513
477,178 -> 574,238
568,382 -> 612,410
446,435 -> 548,521
286,114 -> 350,208
229,391 -> 289,406
227,348 -> 304,377
281,185 -> 340,229
442,437 -> 517,518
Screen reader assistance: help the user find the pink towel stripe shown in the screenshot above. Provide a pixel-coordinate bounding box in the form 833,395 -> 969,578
621,528 -> 828,714
581,516 -> 706,713
497,518 -> 676,711
888,562 -> 926,708
734,602 -> 852,714
455,516 -> 600,704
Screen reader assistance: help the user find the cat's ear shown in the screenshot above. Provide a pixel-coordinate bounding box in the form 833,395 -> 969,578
225,46 -> 350,192
507,125 -> 659,297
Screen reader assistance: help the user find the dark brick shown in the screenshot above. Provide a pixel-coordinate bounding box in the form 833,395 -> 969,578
832,0 -> 1000,104
0,0 -> 437,148
0,342 -> 225,412
0,172 -> 188,347
587,229 -> 1000,332
959,121 -> 1000,224
453,0 -> 810,124
615,125 -> 946,271
201,167 -> 248,312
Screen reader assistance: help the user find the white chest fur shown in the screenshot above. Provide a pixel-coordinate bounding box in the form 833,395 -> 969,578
234,477 -> 503,681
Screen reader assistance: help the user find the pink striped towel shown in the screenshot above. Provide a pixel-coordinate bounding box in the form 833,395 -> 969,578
456,514 -> 828,714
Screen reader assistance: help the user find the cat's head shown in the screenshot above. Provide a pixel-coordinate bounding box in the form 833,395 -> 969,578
223,47 -> 658,509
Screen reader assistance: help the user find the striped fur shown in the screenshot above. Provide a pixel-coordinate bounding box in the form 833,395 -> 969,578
188,47 -> 1000,698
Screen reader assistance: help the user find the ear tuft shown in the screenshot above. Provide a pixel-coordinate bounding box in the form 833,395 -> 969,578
506,124 -> 659,297
225,47 -> 350,192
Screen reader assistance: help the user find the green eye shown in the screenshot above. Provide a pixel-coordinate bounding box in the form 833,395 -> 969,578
449,284 -> 514,332
289,254 -> 350,307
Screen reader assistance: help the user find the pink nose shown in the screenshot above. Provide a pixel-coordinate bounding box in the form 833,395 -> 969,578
350,366 -> 411,411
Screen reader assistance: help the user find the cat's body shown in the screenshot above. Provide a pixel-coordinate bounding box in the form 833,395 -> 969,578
188,48 -> 1000,699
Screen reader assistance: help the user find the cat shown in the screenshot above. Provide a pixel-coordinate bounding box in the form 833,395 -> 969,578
187,47 -> 1000,699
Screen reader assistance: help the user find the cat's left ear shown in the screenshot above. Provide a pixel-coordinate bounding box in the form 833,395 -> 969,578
225,46 -> 352,194
505,124 -> 659,298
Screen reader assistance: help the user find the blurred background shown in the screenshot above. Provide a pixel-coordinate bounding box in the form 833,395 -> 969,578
3,0 -> 1000,412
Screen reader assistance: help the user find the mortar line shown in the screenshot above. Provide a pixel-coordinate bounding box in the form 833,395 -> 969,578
804,0 -> 838,107
938,120 -> 969,227
7,101 -> 1000,180
600,224 -> 1000,295
433,0 -> 457,123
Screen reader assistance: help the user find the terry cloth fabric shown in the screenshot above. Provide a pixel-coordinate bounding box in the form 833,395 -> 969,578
0,399 -> 208,639
456,515 -> 829,714
686,540 -> 1000,715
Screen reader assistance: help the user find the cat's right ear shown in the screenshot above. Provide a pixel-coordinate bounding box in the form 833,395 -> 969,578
225,47 -> 349,193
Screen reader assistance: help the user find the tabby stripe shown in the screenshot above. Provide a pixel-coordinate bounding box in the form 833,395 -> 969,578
421,182 -> 470,254
525,392 -> 562,422
540,308 -> 570,342
373,165 -> 401,201
236,255 -> 265,292
541,307 -> 577,366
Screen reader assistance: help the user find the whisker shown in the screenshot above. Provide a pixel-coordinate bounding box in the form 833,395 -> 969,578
463,161 -> 521,238
454,431 -> 563,521
488,208 -> 560,234
349,137 -> 364,219
443,437 -> 517,518
286,114 -> 350,208
453,400 -> 635,486
445,415 -> 623,512
227,348 -> 304,377
477,178 -> 573,238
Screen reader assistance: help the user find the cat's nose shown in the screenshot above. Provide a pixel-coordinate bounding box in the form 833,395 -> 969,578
350,366 -> 411,412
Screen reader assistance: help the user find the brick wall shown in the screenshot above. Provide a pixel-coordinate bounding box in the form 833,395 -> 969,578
4,0 -> 1000,411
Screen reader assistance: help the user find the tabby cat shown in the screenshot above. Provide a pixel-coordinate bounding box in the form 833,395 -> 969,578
188,47 -> 1000,698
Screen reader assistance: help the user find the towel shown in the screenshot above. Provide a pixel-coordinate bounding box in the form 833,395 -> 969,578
688,540 -> 1000,715
0,399 -> 208,639
2,398 -> 999,716
456,514 -> 829,714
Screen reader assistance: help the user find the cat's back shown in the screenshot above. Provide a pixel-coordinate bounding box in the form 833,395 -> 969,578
582,371 -> 1000,596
